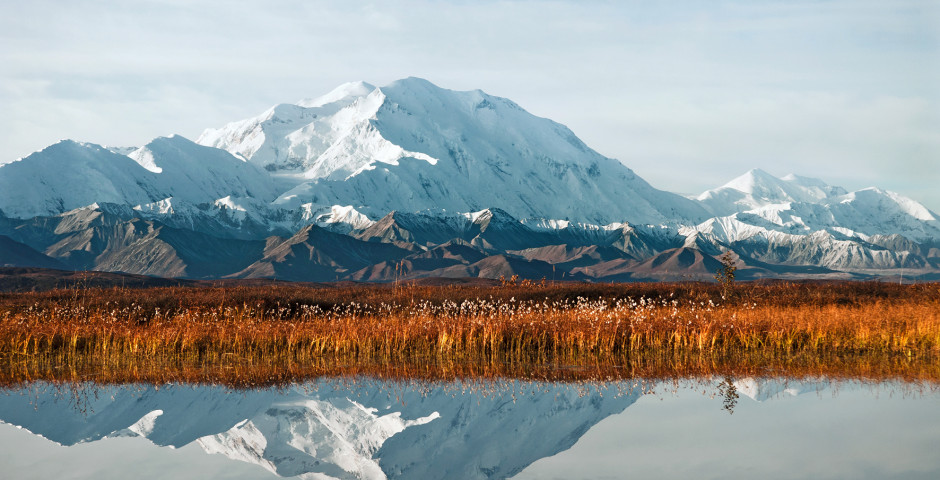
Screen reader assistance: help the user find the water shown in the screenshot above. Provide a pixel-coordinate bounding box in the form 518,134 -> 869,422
0,378 -> 937,479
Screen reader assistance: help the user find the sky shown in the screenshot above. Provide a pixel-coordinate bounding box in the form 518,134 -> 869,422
2,0 -> 938,210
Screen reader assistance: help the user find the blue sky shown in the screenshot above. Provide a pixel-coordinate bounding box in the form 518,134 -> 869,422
2,0 -> 938,210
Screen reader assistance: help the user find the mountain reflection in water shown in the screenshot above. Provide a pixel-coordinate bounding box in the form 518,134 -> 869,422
0,378 -> 937,480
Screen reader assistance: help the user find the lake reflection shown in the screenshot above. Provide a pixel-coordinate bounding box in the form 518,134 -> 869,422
0,377 -> 937,479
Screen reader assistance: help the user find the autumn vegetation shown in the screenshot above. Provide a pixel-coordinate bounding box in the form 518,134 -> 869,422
1,280 -> 938,386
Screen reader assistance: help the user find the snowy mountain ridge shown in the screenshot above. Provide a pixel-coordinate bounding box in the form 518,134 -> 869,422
0,77 -> 938,280
198,77 -> 708,226
691,170 -> 940,243
696,168 -> 849,217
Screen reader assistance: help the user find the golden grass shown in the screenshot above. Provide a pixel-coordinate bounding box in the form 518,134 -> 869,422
1,281 -> 938,386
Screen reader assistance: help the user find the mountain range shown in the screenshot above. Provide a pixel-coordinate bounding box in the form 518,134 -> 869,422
1,78 -> 938,282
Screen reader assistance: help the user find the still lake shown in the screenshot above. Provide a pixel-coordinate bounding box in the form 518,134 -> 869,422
0,377 -> 937,479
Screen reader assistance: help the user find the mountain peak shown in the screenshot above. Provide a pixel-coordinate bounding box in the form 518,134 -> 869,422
698,169 -> 848,217
199,78 -> 707,225
467,207 -> 517,226
129,133 -> 272,180
721,168 -> 779,193
385,76 -> 439,90
129,135 -> 205,173
297,81 -> 376,108
47,139 -> 107,154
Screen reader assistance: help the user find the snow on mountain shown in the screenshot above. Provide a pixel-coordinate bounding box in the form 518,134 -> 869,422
0,140 -> 167,219
198,82 -> 419,185
2,79 -> 938,279
127,195 -> 375,241
696,168 -> 848,217
682,170 -> 940,270
299,81 -> 378,109
0,380 -> 641,479
200,77 -> 708,226
828,188 -> 940,240
688,213 -> 933,271
128,135 -> 278,203
0,136 -> 278,220
691,172 -> 940,244
315,204 -> 377,232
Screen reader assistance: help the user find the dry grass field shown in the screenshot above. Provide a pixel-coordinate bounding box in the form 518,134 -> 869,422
1,281 -> 938,386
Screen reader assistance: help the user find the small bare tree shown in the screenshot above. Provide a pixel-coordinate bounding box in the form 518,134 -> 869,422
715,251 -> 737,299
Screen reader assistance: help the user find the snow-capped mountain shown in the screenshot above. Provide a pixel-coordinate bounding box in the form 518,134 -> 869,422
0,380 -> 641,479
680,169 -> 940,272
0,140 -> 165,219
0,136 -> 276,219
0,78 -> 938,282
694,169 -> 940,242
199,77 -> 708,226
697,169 -> 848,217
